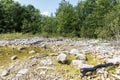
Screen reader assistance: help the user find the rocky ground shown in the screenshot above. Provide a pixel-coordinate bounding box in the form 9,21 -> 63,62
0,37 -> 120,80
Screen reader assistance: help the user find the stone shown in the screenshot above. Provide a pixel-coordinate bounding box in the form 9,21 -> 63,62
71,60 -> 93,69
54,77 -> 63,80
29,50 -> 36,54
1,70 -> 9,76
57,53 -> 67,63
17,46 -> 26,50
41,44 -> 47,49
107,56 -> 120,64
97,68 -> 105,74
41,59 -> 53,65
116,67 -> 120,75
16,69 -> 28,77
70,49 -> 80,55
75,53 -> 86,60
111,74 -> 120,80
11,55 -> 17,60
106,78 -> 110,80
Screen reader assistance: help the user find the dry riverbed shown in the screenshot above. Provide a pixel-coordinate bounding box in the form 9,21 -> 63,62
0,37 -> 120,80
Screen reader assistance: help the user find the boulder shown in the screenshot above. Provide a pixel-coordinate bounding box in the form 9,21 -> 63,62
1,70 -> 9,76
107,56 -> 120,64
75,53 -> 86,60
11,55 -> 17,60
71,60 -> 93,69
70,49 -> 80,55
16,69 -> 28,77
57,53 -> 67,63
29,50 -> 36,54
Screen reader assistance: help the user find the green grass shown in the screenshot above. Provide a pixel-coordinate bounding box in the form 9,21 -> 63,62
86,54 -> 99,65
0,46 -> 54,66
51,54 -> 81,80
0,33 -> 37,39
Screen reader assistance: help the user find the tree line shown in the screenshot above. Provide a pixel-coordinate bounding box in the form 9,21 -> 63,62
0,0 -> 120,39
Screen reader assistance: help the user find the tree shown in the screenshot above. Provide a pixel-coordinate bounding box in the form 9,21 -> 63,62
104,3 -> 120,40
21,5 -> 41,34
41,15 -> 57,36
56,0 -> 77,37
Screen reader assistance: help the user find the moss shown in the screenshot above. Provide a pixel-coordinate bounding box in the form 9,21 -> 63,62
0,46 -> 54,66
65,54 -> 76,65
106,65 -> 118,73
86,54 -> 99,65
51,54 -> 81,79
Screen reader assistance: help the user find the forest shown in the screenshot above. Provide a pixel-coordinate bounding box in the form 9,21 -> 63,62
0,0 -> 120,39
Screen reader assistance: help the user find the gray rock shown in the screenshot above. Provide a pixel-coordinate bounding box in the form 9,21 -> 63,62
116,67 -> 120,75
11,55 -> 17,60
75,53 -> 86,60
57,53 -> 67,63
16,69 -> 28,77
41,59 -> 53,65
70,49 -> 80,55
29,50 -> 36,54
1,70 -> 9,76
71,60 -> 93,68
107,56 -> 120,64
41,44 -> 47,49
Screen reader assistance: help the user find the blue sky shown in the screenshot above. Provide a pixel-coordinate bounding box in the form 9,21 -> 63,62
14,0 -> 80,16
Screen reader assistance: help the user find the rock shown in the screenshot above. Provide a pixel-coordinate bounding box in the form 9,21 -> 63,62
70,49 -> 80,55
17,46 -> 26,50
11,55 -> 17,60
106,78 -> 110,80
111,74 -> 120,80
41,44 -> 47,49
40,71 -> 46,75
116,67 -> 120,75
75,53 -> 86,60
41,59 -> 53,65
71,60 -> 93,69
29,50 -> 36,54
54,77 -> 63,80
107,56 -> 120,64
16,69 -> 28,77
57,53 -> 67,63
1,70 -> 9,76
97,68 -> 105,74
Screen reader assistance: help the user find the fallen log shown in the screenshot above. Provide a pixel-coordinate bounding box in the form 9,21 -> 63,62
80,63 -> 114,77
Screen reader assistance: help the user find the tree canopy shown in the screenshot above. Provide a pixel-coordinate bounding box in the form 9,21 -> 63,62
0,0 -> 120,39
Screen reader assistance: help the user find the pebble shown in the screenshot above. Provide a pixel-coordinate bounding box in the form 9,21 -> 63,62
29,50 -> 36,54
11,55 -> 17,60
16,69 -> 28,77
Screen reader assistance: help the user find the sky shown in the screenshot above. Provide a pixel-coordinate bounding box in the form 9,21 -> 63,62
14,0 -> 80,16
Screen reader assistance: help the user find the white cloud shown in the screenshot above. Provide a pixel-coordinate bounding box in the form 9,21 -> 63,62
41,11 -> 50,16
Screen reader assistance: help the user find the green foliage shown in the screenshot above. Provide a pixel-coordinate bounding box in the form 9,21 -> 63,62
56,0 -> 77,36
0,0 -> 120,39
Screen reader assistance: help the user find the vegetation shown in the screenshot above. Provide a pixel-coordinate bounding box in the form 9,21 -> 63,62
0,46 -> 53,66
0,0 -> 120,39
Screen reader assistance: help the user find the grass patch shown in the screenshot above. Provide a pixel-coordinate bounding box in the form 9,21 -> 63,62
52,54 -> 81,80
106,65 -> 118,73
0,33 -> 37,39
53,59 -> 80,80
0,45 -> 54,66
86,54 -> 99,65
66,54 -> 76,65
